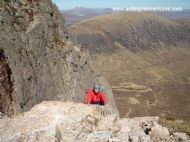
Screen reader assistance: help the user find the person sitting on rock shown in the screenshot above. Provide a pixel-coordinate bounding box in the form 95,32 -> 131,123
86,83 -> 107,105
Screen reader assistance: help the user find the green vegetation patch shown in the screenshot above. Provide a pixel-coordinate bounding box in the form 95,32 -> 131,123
160,118 -> 190,135
53,33 -> 65,46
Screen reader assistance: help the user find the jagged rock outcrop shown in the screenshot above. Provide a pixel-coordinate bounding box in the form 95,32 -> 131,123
1,101 -> 189,142
0,0 -> 117,115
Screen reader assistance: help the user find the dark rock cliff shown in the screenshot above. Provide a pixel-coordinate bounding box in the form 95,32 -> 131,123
0,0 -> 118,115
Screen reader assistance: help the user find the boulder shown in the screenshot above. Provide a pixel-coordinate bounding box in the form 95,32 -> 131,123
150,124 -> 170,140
173,132 -> 188,141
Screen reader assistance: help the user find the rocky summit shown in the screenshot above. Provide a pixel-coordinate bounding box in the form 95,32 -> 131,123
0,101 -> 189,142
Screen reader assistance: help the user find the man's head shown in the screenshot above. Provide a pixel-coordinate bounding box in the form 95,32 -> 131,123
93,83 -> 100,94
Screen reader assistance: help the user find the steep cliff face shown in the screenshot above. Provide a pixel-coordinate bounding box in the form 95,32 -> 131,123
0,0 -> 117,115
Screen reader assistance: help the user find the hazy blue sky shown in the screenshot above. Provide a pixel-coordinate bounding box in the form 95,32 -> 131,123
52,0 -> 190,10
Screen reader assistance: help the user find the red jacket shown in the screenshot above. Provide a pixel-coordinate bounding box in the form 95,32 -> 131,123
86,89 -> 107,105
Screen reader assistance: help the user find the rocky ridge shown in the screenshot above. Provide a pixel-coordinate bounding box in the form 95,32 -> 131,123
0,101 -> 189,142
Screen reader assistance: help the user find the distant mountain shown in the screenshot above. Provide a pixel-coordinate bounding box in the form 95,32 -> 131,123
63,7 -> 112,15
62,7 -> 112,26
69,12 -> 190,52
154,9 -> 190,19
63,8 -> 190,26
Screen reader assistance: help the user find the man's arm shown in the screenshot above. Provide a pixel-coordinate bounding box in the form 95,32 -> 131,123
101,93 -> 107,105
86,90 -> 92,105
